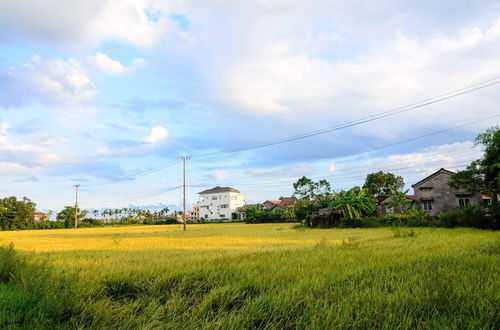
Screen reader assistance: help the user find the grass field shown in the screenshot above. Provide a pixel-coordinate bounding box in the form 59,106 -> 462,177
1,223 -> 499,329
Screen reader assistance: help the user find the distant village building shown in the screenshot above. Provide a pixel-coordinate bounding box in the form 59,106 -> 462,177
262,197 -> 297,212
262,200 -> 281,212
186,205 -> 199,221
411,168 -> 491,217
198,186 -> 245,221
380,195 -> 416,215
33,212 -> 49,222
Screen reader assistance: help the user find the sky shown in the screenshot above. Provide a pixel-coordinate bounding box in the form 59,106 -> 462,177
0,0 -> 499,213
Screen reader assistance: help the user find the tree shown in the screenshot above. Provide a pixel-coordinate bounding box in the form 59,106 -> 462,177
387,189 -> 413,214
449,126 -> 500,217
328,189 -> 375,219
56,206 -> 88,228
293,176 -> 331,200
0,196 -> 36,229
363,171 -> 404,207
242,204 -> 265,223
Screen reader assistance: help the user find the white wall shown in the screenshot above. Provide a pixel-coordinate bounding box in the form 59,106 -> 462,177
198,191 -> 245,221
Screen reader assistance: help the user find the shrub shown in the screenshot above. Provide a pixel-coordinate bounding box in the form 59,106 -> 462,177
381,210 -> 431,227
339,217 -> 380,228
437,206 -> 498,230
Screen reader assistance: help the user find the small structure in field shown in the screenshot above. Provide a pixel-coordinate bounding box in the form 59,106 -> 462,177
309,209 -> 342,227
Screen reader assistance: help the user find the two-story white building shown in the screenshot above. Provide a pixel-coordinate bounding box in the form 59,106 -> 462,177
198,186 -> 245,221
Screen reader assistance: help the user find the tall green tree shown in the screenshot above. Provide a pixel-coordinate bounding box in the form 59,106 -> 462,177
293,176 -> 331,200
242,204 -> 265,223
0,196 -> 36,229
449,126 -> 500,217
363,171 -> 405,207
56,206 -> 88,228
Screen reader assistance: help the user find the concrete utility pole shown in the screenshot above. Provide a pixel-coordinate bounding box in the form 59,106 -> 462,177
73,184 -> 80,229
182,157 -> 190,231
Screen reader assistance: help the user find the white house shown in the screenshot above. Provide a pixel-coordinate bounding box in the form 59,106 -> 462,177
198,186 -> 245,221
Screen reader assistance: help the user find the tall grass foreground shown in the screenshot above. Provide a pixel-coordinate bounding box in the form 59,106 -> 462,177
0,223 -> 499,328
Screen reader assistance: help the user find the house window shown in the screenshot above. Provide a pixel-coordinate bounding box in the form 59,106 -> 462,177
220,204 -> 229,208
212,196 -> 217,200
386,206 -> 394,214
219,214 -> 226,218
204,214 -> 208,219
458,198 -> 470,208
422,200 -> 433,211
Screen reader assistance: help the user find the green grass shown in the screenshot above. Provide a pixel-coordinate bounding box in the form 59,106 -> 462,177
0,224 -> 499,329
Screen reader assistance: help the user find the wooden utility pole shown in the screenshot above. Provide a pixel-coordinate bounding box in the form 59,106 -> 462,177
73,184 -> 80,229
182,157 -> 190,231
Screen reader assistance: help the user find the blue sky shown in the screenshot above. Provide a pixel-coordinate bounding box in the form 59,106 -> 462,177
0,0 -> 499,212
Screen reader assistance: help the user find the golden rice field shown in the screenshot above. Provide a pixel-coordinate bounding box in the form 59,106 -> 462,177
0,223 -> 499,329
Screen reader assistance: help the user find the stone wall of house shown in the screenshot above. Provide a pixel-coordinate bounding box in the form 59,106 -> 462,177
413,171 -> 483,217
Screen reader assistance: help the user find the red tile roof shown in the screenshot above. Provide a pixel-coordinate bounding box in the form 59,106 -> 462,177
279,197 -> 297,207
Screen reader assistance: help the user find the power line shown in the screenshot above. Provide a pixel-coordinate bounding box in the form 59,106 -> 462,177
192,77 -> 500,158
230,115 -> 494,180
74,77 -> 500,187
190,156 -> 478,189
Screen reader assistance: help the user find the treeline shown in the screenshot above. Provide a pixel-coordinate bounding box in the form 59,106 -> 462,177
0,199 -> 180,231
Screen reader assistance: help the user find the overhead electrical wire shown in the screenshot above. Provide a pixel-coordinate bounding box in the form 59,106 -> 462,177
80,75 -> 500,187
72,76 -> 499,206
192,76 -> 500,158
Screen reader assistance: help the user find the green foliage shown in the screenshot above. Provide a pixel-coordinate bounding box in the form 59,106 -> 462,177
243,205 -> 296,224
363,171 -> 405,205
449,126 -> 500,217
243,204 -> 266,223
387,188 -> 413,213
328,189 -> 376,219
0,244 -> 77,328
56,206 -> 89,228
436,206 -> 498,230
339,217 -> 380,228
381,210 -> 431,227
293,176 -> 331,200
0,196 -> 36,230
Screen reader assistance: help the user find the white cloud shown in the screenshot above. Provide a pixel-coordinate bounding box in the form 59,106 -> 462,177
0,55 -> 96,109
210,18 -> 500,119
0,0 -> 176,48
88,53 -> 147,76
144,126 -> 169,144
0,121 -> 63,173
90,53 -> 139,76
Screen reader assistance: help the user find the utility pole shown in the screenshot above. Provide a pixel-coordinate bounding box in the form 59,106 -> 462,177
73,184 -> 80,229
182,157 -> 190,231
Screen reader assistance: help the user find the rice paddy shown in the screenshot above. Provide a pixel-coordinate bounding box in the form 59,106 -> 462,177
1,223 -> 499,329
